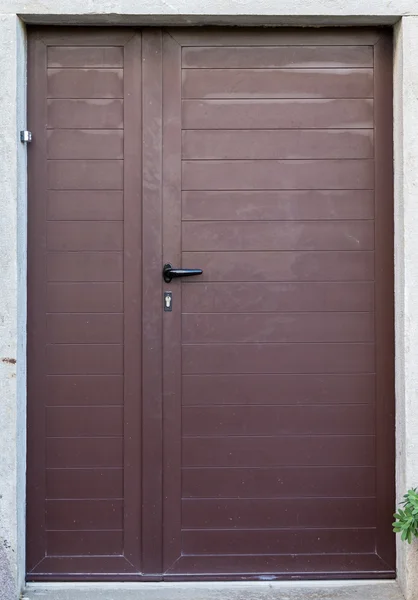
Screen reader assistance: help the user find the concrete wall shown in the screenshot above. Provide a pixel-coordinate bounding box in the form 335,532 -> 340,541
0,12 -> 27,600
1,3 -> 418,600
394,16 -> 418,600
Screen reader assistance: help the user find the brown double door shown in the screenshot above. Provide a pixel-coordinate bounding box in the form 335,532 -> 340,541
27,27 -> 395,581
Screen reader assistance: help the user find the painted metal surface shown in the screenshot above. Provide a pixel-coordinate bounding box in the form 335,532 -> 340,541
27,27 -> 395,581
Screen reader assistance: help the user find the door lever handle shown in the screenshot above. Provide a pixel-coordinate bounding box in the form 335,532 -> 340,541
163,263 -> 203,283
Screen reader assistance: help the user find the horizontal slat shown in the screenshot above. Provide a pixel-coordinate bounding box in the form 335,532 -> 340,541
46,499 -> 123,530
182,312 -> 374,343
182,69 -> 373,99
183,404 -> 374,436
47,530 -> 123,556
183,251 -> 374,282
47,68 -> 123,98
47,191 -> 123,221
182,130 -> 373,160
182,343 -> 374,374
182,190 -> 374,221
48,160 -> 123,190
47,283 -> 123,312
47,253 -> 123,282
29,555 -> 139,575
46,437 -> 123,468
47,99 -> 124,129
47,130 -> 124,160
48,46 -> 124,68
46,344 -> 123,375
182,436 -> 375,467
182,373 -> 375,405
47,221 -> 123,252
171,28 -> 380,47
182,221 -> 374,251
182,46 -> 374,69
182,466 -> 375,498
182,160 -> 374,190
182,99 -> 374,130
46,468 -> 123,499
182,528 -> 375,555
46,406 -> 123,437
182,282 -> 374,313
166,553 -> 392,576
182,497 -> 376,528
46,375 -> 123,406
46,313 -> 123,344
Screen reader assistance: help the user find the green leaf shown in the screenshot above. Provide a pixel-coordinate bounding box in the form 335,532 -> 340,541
394,489 -> 418,544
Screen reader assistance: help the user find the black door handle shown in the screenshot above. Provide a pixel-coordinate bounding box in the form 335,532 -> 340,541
163,263 -> 203,283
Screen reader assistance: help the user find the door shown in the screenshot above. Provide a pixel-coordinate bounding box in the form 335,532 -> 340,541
160,28 -> 395,579
27,27 -> 395,581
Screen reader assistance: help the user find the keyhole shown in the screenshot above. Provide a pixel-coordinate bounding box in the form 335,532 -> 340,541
165,295 -> 171,308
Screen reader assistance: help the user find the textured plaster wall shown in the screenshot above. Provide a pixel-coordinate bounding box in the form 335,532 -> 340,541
0,4 -> 417,600
0,0 -> 418,24
0,13 -> 27,600
394,16 -> 418,600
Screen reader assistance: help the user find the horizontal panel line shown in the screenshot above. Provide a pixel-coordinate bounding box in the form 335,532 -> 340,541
46,372 -> 123,376
46,127 -> 124,131
46,220 -> 124,224
182,461 -> 376,465
182,251 -> 375,254
48,189 -> 123,192
46,467 -> 122,471
46,554 -> 125,558
181,311 -> 375,315
46,312 -> 123,315
182,342 -> 375,346
181,128 -> 374,132
182,434 -> 376,438
47,343 -> 122,346
46,67 -> 123,70
46,374 -> 123,378
46,128 -> 124,131
47,529 -> 123,533
47,159 -> 124,162
46,343 -> 123,346
182,128 -> 375,132
181,43 -> 375,48
182,188 -> 374,191
182,281 -> 376,284
47,190 -> 123,193
181,97 -> 374,101
47,67 -> 123,70
46,435 -> 124,438
182,496 -> 376,501
47,281 -> 123,284
181,158 -> 375,162
182,341 -> 375,346
180,552 -> 378,558
181,527 -> 376,532
182,403 -> 373,407
182,280 -> 375,284
47,97 -> 124,100
181,220 -> 375,224
182,311 -> 375,315
182,372 -> 377,376
182,67 -> 374,71
182,465 -> 375,469
46,498 -> 124,501
182,435 -> 376,439
47,251 -> 124,254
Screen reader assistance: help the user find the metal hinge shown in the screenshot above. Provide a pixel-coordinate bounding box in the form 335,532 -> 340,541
20,130 -> 32,143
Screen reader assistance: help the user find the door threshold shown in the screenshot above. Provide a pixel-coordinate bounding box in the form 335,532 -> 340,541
24,580 -> 404,600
